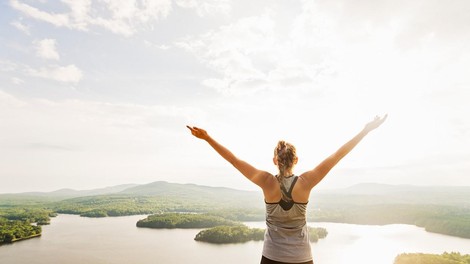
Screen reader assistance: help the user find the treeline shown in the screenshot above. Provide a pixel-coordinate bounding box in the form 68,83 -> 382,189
0,217 -> 41,244
194,225 -> 328,244
416,215 -> 470,239
309,204 -> 470,239
195,225 -> 264,243
48,192 -> 470,241
136,213 -> 236,228
52,195 -> 239,218
308,227 -> 327,242
0,208 -> 56,225
53,196 -> 163,217
4,191 -> 470,240
394,252 -> 470,264
206,208 -> 265,222
0,207 -> 55,245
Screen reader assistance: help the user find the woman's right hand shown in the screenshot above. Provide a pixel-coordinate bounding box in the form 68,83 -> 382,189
186,126 -> 209,140
363,114 -> 388,133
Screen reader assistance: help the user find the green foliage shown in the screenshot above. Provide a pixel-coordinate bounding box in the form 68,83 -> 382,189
4,181 -> 470,242
207,208 -> 265,222
194,225 -> 265,243
309,204 -> 470,239
0,207 -> 53,244
136,213 -> 236,228
52,194 -> 254,218
394,252 -> 470,264
308,227 -> 328,242
53,195 -> 159,216
0,207 -> 54,225
0,217 -> 42,244
417,215 -> 470,239
194,224 -> 328,244
80,210 -> 108,217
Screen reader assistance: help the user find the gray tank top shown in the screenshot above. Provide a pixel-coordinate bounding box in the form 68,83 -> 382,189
262,175 -> 312,263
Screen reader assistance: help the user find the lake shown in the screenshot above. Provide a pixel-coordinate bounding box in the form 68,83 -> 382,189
1,214 -> 470,264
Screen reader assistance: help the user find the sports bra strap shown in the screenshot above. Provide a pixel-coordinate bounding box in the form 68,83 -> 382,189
279,176 -> 298,199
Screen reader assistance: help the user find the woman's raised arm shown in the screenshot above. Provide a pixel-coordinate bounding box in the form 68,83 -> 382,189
297,115 -> 387,193
186,126 -> 274,190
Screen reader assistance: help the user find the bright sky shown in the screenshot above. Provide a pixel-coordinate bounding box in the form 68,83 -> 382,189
1,0 -> 469,193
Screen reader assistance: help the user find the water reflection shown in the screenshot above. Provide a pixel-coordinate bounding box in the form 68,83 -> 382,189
1,215 -> 469,264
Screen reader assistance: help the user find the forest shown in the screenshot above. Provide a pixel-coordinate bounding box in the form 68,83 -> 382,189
41,194 -> 470,240
308,204 -> 470,239
394,252 -> 470,263
134,212 -> 329,244
2,180 -> 470,259
193,225 -> 327,244
0,217 -> 42,244
308,227 -> 328,242
0,208 -> 55,244
194,225 -> 265,243
136,213 -> 236,228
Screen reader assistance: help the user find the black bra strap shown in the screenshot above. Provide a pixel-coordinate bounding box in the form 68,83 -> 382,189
279,176 -> 298,199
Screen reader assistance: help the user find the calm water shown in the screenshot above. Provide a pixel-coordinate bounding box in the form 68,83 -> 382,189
1,214 -> 470,264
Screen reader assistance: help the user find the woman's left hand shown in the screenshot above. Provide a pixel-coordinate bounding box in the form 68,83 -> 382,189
186,126 -> 209,140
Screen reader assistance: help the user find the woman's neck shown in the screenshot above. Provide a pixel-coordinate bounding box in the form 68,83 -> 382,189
278,170 -> 293,177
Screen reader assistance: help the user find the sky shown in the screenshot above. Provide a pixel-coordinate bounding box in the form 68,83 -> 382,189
1,0 -> 469,193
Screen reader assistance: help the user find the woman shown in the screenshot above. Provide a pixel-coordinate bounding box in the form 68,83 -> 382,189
187,115 -> 387,264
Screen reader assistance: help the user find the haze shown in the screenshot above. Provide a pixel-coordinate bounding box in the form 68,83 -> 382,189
1,0 -> 469,193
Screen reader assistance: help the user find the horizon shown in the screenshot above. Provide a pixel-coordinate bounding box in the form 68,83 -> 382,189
3,180 -> 470,195
1,0 -> 469,193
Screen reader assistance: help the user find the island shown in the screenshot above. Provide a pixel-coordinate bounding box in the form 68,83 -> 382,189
136,213 -> 236,228
394,252 -> 470,263
194,225 -> 265,243
0,218 -> 41,244
194,225 -> 328,244
0,208 -> 53,244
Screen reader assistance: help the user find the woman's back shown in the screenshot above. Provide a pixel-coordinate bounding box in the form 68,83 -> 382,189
263,175 -> 312,263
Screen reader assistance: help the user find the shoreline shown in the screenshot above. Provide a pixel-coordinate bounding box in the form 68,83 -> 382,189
1,234 -> 42,246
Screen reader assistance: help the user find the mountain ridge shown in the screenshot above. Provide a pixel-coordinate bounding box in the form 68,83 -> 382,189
2,182 -> 470,206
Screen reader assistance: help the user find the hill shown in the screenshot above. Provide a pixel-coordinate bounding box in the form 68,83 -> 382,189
313,183 -> 470,206
3,182 -> 470,208
3,181 -> 470,238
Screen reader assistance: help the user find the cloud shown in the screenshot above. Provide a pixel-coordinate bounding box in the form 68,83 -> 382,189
176,9 -> 335,95
175,0 -> 470,99
60,0 -> 91,31
11,77 -> 25,85
34,39 -> 60,60
144,40 -> 171,50
10,0 -> 172,36
177,13 -> 275,95
10,0 -> 235,37
0,91 -> 203,153
1,59 -> 83,84
175,0 -> 231,17
10,20 -> 30,35
0,60 -> 19,72
27,64 -> 83,83
0,89 -> 26,108
10,0 -> 70,27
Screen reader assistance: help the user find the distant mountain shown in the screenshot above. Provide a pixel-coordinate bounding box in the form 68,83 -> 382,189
120,181 -> 256,196
1,184 -> 139,199
118,181 -> 263,207
314,183 -> 470,206
338,183 -> 470,195
2,182 -> 470,207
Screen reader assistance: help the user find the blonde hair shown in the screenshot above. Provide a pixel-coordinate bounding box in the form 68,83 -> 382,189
274,140 -> 297,201
274,140 -> 297,175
